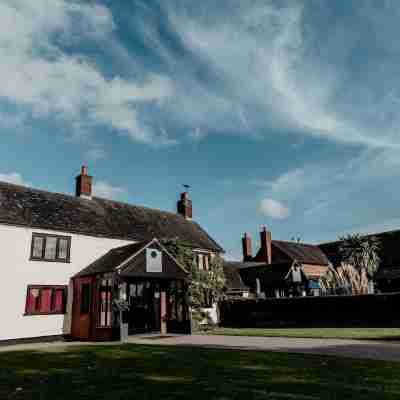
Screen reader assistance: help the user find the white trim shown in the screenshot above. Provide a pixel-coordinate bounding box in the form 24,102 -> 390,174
115,238 -> 189,274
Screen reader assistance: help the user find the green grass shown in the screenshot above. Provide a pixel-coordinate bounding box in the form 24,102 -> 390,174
206,327 -> 400,340
1,344 -> 400,399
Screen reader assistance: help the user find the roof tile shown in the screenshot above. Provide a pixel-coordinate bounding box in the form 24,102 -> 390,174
0,181 -> 223,252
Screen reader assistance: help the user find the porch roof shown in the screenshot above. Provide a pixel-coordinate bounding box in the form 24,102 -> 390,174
74,238 -> 188,279
74,241 -> 150,277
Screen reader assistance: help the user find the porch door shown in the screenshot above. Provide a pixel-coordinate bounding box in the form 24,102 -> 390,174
71,277 -> 93,340
128,281 -> 161,334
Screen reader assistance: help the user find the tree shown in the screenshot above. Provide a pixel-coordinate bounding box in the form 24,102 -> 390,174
320,234 -> 381,295
339,234 -> 381,278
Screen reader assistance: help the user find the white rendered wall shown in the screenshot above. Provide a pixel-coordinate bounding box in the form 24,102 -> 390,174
0,224 -> 133,341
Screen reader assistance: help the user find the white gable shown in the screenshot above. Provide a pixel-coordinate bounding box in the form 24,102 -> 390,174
146,248 -> 162,273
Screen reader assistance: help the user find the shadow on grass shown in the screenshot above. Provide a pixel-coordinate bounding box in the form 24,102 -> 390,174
1,344 -> 400,399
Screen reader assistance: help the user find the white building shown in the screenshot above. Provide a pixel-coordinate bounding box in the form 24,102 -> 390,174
0,166 -> 223,342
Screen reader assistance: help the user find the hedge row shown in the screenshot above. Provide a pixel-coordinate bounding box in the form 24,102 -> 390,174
219,293 -> 400,327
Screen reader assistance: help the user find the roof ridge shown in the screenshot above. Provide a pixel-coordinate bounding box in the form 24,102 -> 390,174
319,228 -> 400,246
0,180 -> 224,252
0,180 -> 188,220
273,239 -> 319,247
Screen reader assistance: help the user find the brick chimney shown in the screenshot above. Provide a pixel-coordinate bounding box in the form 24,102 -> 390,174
75,165 -> 92,199
259,226 -> 272,264
177,192 -> 192,220
242,232 -> 253,261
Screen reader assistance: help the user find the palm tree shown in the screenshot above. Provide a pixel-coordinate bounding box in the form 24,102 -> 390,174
338,234 -> 381,294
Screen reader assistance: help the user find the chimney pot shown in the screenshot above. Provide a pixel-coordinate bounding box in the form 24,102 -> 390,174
76,165 -> 92,199
260,227 -> 272,264
242,232 -> 252,261
177,192 -> 192,220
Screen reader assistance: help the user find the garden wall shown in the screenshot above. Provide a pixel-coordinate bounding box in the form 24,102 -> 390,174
219,293 -> 400,327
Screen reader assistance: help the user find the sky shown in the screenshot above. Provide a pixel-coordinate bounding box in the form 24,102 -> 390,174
1,0 -> 400,260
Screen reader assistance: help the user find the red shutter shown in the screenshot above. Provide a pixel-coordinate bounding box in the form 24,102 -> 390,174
40,288 -> 52,313
54,289 -> 64,313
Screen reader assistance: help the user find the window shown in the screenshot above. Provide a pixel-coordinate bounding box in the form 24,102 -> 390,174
80,283 -> 91,314
197,253 -> 210,271
25,285 -> 67,315
30,233 -> 71,262
99,279 -> 112,327
197,254 -> 204,270
201,290 -> 213,308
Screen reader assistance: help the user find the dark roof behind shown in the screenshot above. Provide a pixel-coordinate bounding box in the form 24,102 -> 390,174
223,261 -> 266,269
272,240 -> 329,265
319,229 -> 400,278
240,261 -> 295,287
0,181 -> 223,252
223,262 -> 251,291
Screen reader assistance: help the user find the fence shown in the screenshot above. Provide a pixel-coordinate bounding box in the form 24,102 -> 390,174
219,292 -> 400,327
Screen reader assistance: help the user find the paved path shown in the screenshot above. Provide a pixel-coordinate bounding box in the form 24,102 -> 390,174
1,334 -> 400,362
127,334 -> 400,362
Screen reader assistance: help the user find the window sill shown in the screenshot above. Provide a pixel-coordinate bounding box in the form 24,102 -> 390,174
29,258 -> 71,263
24,312 -> 65,316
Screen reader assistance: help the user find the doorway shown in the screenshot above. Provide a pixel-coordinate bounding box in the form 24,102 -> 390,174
128,281 -> 161,334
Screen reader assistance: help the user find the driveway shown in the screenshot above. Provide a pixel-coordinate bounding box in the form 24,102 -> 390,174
1,334 -> 400,362
127,334 -> 400,362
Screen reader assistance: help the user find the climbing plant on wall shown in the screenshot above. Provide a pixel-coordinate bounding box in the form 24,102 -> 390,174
161,238 -> 226,309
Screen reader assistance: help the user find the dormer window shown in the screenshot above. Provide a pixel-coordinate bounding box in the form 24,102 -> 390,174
30,233 -> 71,262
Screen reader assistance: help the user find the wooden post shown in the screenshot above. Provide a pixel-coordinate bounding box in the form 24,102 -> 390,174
161,291 -> 167,334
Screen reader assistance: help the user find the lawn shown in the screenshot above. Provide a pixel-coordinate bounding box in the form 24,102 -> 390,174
207,327 -> 400,340
1,344 -> 400,399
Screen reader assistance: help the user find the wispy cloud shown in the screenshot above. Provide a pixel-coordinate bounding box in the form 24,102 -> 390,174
0,0 -> 174,146
253,169 -> 305,198
188,127 -> 206,142
161,0 -> 400,149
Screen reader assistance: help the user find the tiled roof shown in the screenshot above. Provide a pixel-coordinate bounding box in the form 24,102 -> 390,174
0,181 -> 223,252
272,240 -> 329,265
239,261 -> 295,287
74,241 -> 147,277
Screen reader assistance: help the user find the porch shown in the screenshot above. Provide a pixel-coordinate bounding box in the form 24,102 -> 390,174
70,239 -> 191,341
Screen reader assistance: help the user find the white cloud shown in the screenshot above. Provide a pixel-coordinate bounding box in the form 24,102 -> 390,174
0,0 -> 174,146
0,172 -> 30,187
92,181 -> 127,200
254,169 -> 305,197
258,198 -> 290,219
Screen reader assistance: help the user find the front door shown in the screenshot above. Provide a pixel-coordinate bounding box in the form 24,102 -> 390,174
128,281 -> 161,334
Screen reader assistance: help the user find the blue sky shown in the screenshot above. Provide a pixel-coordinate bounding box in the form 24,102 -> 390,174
2,0 -> 400,259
